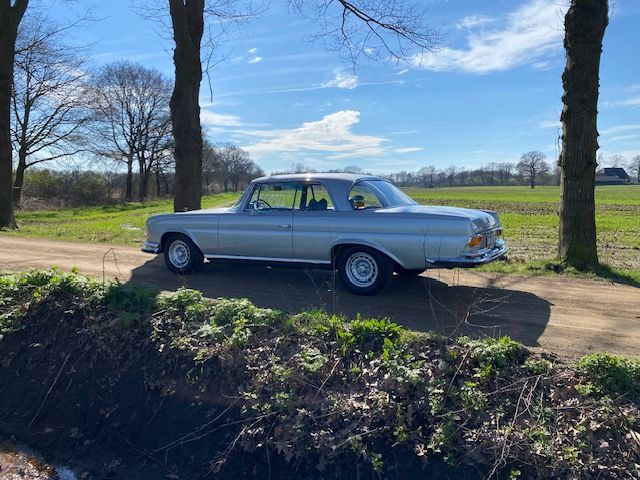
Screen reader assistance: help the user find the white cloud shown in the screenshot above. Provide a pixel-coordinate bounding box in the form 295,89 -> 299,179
411,0 -> 568,74
201,110 -> 246,127
600,124 -> 640,136
394,147 -> 423,154
606,96 -> 640,108
397,69 -> 409,75
390,129 -> 419,135
603,134 -> 640,144
247,47 -> 258,54
539,119 -> 561,129
322,68 -> 359,90
456,14 -> 496,30
249,56 -> 263,64
244,110 -> 387,160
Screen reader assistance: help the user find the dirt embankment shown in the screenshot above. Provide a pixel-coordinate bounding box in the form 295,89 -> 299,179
1,273 -> 639,480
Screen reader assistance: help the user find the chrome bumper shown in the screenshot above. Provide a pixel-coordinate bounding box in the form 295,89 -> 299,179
427,239 -> 508,268
141,241 -> 161,254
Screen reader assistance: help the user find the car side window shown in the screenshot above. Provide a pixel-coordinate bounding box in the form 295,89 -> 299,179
248,183 -> 297,211
298,183 -> 334,211
348,184 -> 382,210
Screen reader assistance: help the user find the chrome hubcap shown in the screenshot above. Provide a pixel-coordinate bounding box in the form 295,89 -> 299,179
168,240 -> 190,269
345,252 -> 378,287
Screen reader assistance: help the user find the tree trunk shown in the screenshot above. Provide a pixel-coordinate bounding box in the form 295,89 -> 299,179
558,0 -> 608,270
11,148 -> 27,206
169,0 -> 203,212
125,154 -> 133,202
138,157 -> 148,202
155,168 -> 161,197
0,1 -> 28,229
530,171 -> 535,189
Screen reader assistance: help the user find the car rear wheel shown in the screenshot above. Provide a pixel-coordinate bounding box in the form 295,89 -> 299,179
163,234 -> 204,274
337,247 -> 392,295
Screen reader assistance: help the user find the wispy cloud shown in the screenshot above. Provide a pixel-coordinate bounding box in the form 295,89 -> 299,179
397,69 -> 409,75
600,124 -> 640,136
604,96 -> 640,108
244,110 -> 386,160
456,14 -> 496,30
200,110 -> 269,131
394,147 -> 423,154
390,129 -> 419,135
539,119 -> 561,129
322,68 -> 359,90
249,56 -> 263,64
411,0 -> 568,74
247,47 -> 257,54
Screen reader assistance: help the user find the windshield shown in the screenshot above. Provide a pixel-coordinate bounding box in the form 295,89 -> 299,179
349,180 -> 417,209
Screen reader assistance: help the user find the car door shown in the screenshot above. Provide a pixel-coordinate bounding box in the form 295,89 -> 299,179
217,182 -> 296,259
292,182 -> 335,262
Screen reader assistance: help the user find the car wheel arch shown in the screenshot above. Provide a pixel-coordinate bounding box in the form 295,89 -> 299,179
160,231 -> 201,254
330,242 -> 402,269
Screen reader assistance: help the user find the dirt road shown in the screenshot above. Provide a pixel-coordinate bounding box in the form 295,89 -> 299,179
1,235 -> 639,359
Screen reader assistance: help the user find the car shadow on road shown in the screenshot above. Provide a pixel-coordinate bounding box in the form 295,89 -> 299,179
126,257 -> 552,348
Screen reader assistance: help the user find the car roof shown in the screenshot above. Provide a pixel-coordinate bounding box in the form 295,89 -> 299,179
251,173 -> 385,183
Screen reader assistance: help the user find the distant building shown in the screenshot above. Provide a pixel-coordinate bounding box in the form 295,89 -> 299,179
595,167 -> 631,185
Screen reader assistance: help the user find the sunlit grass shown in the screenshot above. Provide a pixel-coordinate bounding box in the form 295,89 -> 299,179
9,193 -> 240,245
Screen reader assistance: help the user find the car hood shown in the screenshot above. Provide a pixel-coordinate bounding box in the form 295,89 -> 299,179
382,205 -> 499,232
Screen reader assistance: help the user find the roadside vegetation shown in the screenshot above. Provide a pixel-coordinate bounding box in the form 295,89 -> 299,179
1,270 -> 638,479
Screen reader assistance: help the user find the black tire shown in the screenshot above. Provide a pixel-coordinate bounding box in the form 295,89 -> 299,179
163,234 -> 204,274
336,246 -> 392,295
396,267 -> 425,277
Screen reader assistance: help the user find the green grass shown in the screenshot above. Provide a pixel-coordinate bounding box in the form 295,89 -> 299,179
9,193 -> 240,245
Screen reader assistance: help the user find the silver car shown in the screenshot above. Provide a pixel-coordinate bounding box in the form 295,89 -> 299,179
143,173 -> 507,295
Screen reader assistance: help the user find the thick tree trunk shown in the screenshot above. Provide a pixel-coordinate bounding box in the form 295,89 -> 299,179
11,149 -> 27,206
0,1 -> 28,228
558,0 -> 608,269
169,0 -> 203,212
125,155 -> 133,202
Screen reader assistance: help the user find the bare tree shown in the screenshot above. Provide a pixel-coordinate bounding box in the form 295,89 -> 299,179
558,0 -> 608,269
0,0 -> 29,228
628,155 -> 640,183
10,13 -> 90,206
90,61 -> 172,201
289,0 -> 440,64
518,151 -> 549,189
417,165 -> 436,188
607,153 -> 625,168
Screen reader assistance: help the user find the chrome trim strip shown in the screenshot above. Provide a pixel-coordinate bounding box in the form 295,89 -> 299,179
205,254 -> 332,265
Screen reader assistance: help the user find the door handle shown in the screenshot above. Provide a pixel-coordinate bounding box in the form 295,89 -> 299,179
278,224 -> 291,229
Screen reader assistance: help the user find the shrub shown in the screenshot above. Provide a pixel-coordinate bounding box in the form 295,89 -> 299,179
338,316 -> 403,354
460,336 -> 526,377
158,288 -> 209,323
576,352 -> 640,400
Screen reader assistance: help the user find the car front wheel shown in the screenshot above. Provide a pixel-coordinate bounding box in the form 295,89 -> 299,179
337,247 -> 392,295
163,234 -> 204,274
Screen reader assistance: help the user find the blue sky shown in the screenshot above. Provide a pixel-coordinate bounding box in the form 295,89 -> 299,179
43,0 -> 640,174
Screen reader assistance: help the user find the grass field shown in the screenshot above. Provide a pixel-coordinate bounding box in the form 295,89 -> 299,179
8,193 -> 239,244
5,185 -> 640,281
